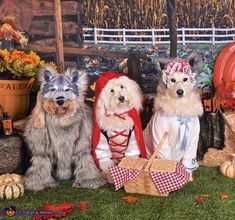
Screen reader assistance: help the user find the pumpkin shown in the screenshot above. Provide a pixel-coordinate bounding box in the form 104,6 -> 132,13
220,154 -> 235,179
0,173 -> 23,184
0,182 -> 24,199
214,42 -> 235,88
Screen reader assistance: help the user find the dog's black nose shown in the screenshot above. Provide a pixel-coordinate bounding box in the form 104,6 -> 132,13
56,100 -> 64,106
176,89 -> 184,97
118,96 -> 125,102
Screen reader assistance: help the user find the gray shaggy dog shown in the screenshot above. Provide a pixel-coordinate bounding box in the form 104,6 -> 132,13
24,68 -> 106,191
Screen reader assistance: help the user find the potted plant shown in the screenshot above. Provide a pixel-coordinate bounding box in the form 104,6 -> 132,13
0,49 -> 46,121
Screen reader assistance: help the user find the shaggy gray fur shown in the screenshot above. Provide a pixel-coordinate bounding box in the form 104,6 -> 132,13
24,69 -> 106,191
24,105 -> 106,191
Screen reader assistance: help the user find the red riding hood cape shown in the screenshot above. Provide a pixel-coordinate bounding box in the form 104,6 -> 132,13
92,71 -> 147,168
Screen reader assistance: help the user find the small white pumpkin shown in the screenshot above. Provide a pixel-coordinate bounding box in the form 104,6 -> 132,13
220,154 -> 235,179
0,173 -> 23,184
0,182 -> 24,200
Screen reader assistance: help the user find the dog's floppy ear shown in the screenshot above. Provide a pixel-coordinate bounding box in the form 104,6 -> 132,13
29,92 -> 45,128
124,76 -> 143,111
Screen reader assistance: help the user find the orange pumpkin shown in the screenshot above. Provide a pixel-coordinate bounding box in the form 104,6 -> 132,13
0,173 -> 23,184
220,154 -> 235,179
214,42 -> 235,88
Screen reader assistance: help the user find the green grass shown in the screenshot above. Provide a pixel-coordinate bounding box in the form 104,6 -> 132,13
1,167 -> 235,220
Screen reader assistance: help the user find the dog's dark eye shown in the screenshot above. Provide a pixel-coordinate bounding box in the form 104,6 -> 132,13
120,85 -> 124,89
65,88 -> 70,92
50,88 -> 56,92
183,78 -> 188,82
171,78 -> 176,83
110,89 -> 114,93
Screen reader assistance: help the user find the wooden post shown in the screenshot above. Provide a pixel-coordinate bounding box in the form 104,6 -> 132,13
152,28 -> 155,46
166,0 -> 177,58
212,27 -> 215,46
127,50 -> 142,88
182,27 -> 185,45
123,28 -> 126,46
94,27 -> 98,44
76,0 -> 84,68
54,0 -> 64,72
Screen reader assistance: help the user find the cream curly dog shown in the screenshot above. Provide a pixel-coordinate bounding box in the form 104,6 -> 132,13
24,68 -> 106,191
92,71 -> 147,181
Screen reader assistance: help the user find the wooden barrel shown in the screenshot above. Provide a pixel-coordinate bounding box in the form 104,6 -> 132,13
214,42 -> 235,88
0,78 -> 34,121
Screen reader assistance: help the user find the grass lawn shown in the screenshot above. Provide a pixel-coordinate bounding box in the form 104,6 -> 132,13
1,166 -> 234,220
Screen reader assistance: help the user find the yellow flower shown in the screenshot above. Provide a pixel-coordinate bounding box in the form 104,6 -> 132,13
0,49 -> 10,61
0,49 -> 46,79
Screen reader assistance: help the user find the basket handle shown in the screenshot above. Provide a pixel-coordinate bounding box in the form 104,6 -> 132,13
27,78 -> 35,90
144,132 -> 168,171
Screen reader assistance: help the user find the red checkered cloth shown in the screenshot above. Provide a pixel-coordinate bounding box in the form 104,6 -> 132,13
109,166 -> 142,190
150,163 -> 190,193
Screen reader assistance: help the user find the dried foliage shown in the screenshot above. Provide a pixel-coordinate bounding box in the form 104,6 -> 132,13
84,0 -> 235,28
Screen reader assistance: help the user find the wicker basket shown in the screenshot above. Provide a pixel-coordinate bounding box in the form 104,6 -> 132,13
118,132 -> 177,196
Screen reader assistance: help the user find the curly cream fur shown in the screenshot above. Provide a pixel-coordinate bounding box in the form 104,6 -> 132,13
96,76 -> 142,131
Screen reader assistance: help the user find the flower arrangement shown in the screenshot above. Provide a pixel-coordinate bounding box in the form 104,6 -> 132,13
0,49 -> 47,80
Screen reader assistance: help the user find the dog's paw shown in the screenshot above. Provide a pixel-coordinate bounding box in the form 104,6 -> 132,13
105,173 -> 114,184
24,176 -> 57,192
188,175 -> 194,182
73,177 -> 107,189
56,169 -> 72,180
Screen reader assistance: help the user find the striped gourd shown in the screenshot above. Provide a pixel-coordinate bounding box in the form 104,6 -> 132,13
0,182 -> 24,200
220,154 -> 235,179
0,173 -> 23,184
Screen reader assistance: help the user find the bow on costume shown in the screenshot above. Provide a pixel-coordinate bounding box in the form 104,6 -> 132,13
177,117 -> 191,151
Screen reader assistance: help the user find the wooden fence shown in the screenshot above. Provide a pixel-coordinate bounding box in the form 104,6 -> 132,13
83,27 -> 235,45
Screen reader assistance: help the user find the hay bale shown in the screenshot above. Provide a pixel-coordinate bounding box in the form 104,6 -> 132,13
0,136 -> 24,174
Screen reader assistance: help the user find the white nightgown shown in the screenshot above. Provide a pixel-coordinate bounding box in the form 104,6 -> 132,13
143,113 -> 200,172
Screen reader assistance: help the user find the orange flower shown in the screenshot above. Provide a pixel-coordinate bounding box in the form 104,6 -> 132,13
0,49 -> 53,80
22,53 -> 40,67
9,50 -> 25,63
